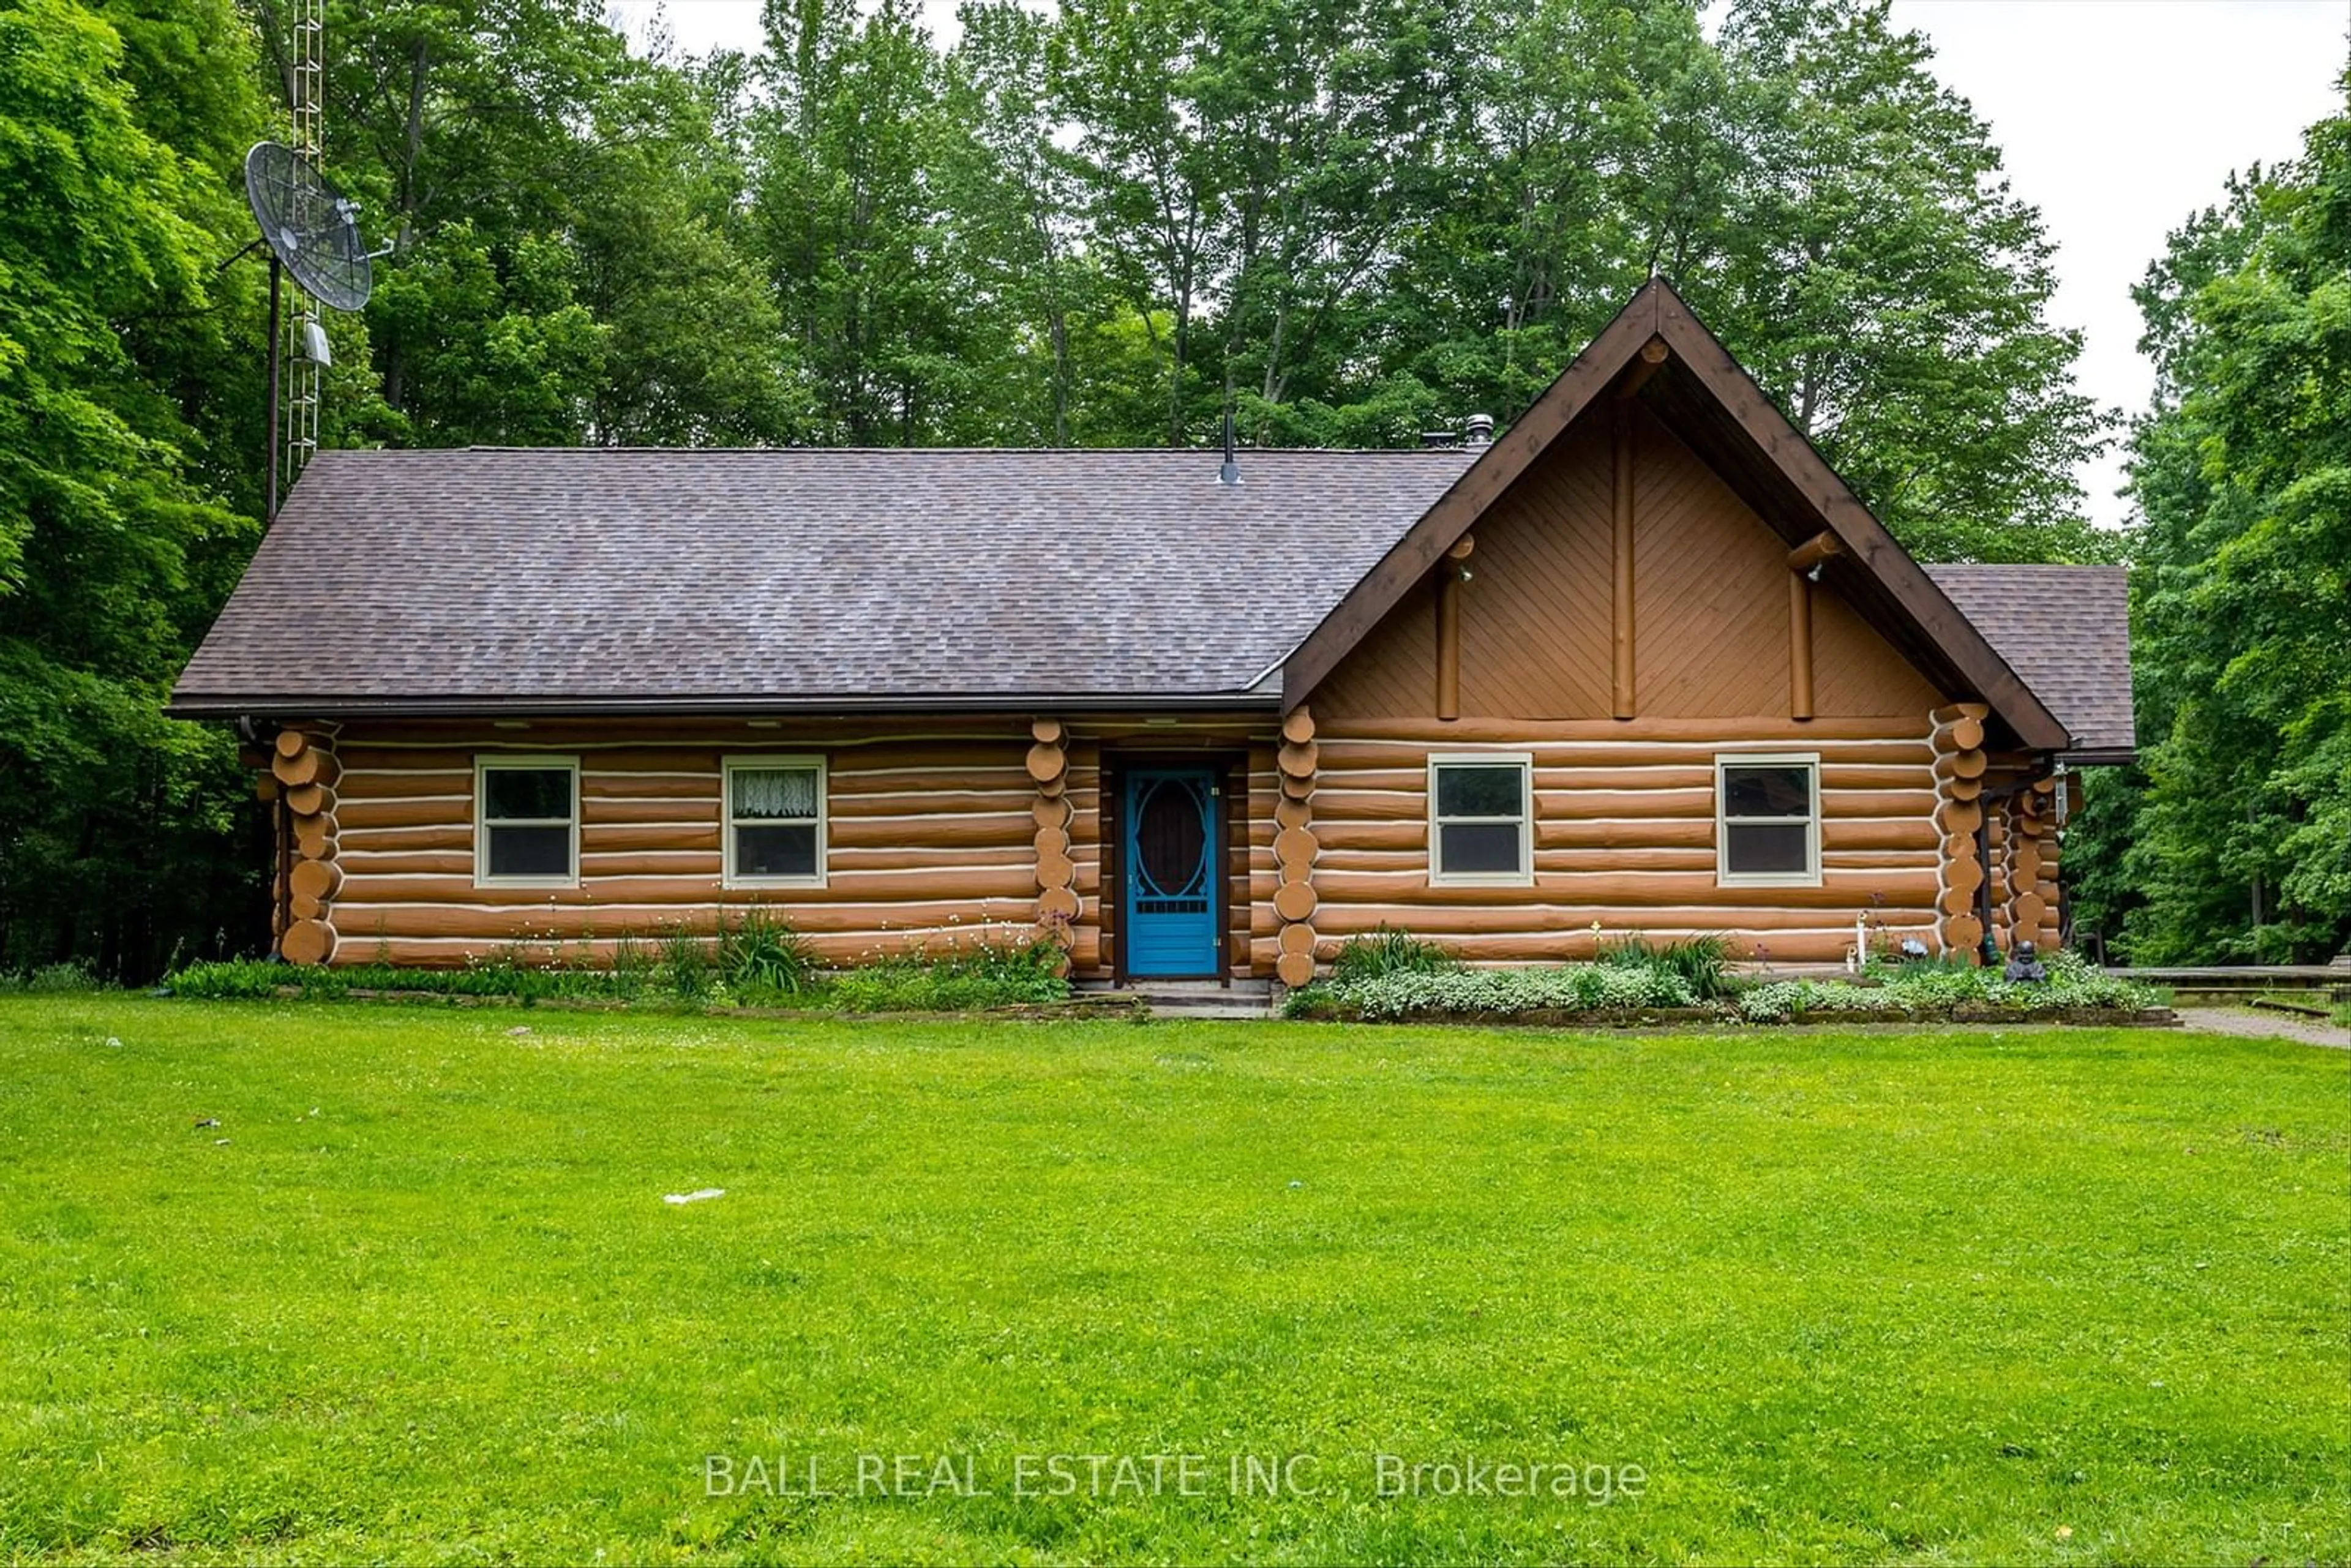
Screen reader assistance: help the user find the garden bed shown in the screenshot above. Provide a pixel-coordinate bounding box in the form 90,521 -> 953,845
193,983 -> 1145,1021
1286,997 -> 2178,1029
162,916 -> 1076,1015
1285,931 -> 2172,1027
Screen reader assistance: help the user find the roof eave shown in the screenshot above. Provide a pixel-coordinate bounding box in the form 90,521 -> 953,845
163,689 -> 1287,722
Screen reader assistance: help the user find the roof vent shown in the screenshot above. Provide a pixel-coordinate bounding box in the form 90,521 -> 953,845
1463,413 -> 1494,448
1219,409 -> 1240,486
1419,430 -> 1458,449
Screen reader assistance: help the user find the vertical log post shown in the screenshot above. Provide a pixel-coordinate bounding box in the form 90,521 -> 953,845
1783,532 -> 1841,723
1435,535 -> 1473,721
1610,400 -> 1636,719
1027,719 -> 1076,977
1985,801 -> 2011,951
1605,339 -> 1666,721
1788,572 -> 1814,721
274,723 -> 340,965
2032,778 -> 2062,950
1929,703 -> 1990,959
1274,707 -> 1319,990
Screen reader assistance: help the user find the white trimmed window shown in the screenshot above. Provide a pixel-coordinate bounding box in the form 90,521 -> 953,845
1428,754 -> 1533,885
1716,754 -> 1821,887
475,757 -> 579,887
724,756 -> 826,887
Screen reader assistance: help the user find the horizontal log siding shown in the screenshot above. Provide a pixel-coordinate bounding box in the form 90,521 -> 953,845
330,723 -> 1043,967
1308,716 -> 1943,966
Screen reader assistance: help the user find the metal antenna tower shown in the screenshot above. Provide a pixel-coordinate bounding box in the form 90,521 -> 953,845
281,0 -> 325,489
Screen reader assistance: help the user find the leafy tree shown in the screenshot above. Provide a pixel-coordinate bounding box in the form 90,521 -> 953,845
752,0 -> 978,443
2077,89 -> 2351,963
0,0 -> 271,975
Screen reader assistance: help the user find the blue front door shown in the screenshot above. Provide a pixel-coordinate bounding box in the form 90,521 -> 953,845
1123,768 -> 1219,977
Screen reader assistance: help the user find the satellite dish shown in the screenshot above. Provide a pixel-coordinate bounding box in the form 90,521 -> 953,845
242,141 -> 372,312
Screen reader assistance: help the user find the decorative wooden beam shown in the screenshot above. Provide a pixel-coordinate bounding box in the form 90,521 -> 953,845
1613,336 -> 1670,401
1788,571 -> 1814,721
1435,535 -> 1472,721
1611,402 -> 1635,719
1787,530 -> 1844,576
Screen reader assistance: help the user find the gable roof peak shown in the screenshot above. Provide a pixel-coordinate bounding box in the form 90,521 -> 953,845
1279,280 -> 2074,754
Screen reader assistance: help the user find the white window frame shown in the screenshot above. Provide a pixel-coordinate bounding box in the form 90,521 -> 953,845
1715,751 -> 1822,888
723,754 -> 828,890
1427,752 -> 1535,887
473,755 -> 580,890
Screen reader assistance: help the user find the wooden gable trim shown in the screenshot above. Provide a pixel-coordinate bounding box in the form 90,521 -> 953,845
1648,289 -> 2070,752
1278,285 -> 1668,711
1279,280 -> 2073,754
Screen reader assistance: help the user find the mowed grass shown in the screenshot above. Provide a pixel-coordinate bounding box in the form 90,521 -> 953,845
0,1000 -> 2344,1566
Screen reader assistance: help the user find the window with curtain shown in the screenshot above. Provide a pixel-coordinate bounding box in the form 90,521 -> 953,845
726,759 -> 825,885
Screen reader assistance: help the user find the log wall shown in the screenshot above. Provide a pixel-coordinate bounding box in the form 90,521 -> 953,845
315,715 -> 1284,979
1305,716 -> 1945,966
325,718 -> 1049,968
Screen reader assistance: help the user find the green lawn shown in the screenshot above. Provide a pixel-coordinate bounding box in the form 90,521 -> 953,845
0,1000 -> 2343,1565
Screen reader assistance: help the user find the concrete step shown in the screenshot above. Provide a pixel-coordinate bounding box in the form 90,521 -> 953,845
1078,978 -> 1277,1019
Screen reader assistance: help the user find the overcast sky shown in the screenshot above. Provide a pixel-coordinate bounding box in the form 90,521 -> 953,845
608,0 -> 2349,529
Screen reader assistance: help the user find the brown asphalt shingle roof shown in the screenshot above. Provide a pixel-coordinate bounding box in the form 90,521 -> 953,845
171,446 -> 1475,713
173,446 -> 2136,759
1925,564 -> 2136,755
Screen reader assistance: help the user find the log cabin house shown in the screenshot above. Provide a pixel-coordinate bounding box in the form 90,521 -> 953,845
171,281 -> 2134,986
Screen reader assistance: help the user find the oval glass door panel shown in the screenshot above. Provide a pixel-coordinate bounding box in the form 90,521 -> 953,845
1134,778 -> 1209,900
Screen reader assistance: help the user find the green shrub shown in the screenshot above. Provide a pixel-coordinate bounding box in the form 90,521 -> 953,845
1599,933 -> 1733,1000
658,923 -> 712,1000
162,960 -> 287,1000
161,920 -> 1070,1015
828,928 -> 1068,1012
1329,925 -> 1455,984
716,907 -> 817,998
1322,963 -> 1699,1020
1738,950 -> 2162,1021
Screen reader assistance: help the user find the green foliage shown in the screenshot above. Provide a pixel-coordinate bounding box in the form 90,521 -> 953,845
0,960 -> 106,994
2069,83 -> 2351,964
165,916 -> 1063,1012
658,923 -> 711,1000
1303,948 -> 2161,1023
1599,932 -> 1734,1000
714,906 -> 817,998
827,929 -> 1070,1012
0,0 -> 271,979
1737,950 -> 2162,1022
1310,962 -> 1701,1019
165,956 -> 640,1003
1328,925 -> 1457,984
156,959 -> 280,999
